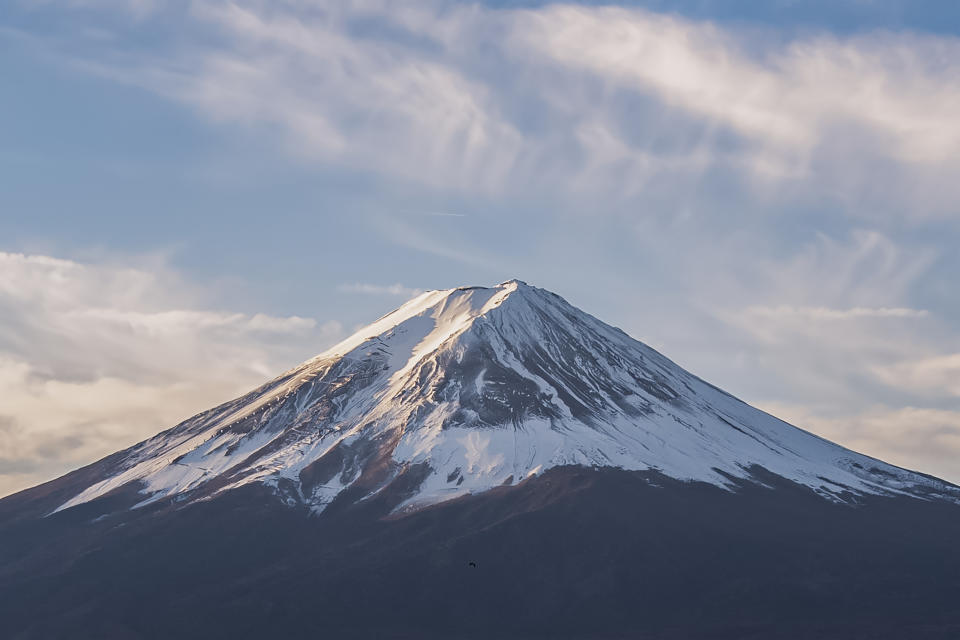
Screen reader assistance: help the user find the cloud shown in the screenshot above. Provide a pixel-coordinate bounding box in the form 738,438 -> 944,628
21,0 -> 960,214
872,353 -> 960,399
511,6 -> 960,166
615,229 -> 959,475
338,282 -> 425,297
764,403 -> 960,484
743,306 -> 929,320
22,0 -> 159,19
162,0 -> 526,192
0,252 -> 343,497
699,230 -> 938,343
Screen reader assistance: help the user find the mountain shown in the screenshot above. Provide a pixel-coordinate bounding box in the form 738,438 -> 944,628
2,280 -> 959,639
47,280 -> 960,514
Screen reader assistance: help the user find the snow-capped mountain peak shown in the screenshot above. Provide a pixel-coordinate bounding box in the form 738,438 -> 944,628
54,280 -> 959,515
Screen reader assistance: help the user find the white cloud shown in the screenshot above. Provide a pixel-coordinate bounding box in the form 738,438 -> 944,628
165,0 -> 526,192
764,403 -> 960,484
872,353 -> 960,399
511,6 -> 960,167
0,252 -> 343,497
338,282 -> 425,297
743,305 -> 929,321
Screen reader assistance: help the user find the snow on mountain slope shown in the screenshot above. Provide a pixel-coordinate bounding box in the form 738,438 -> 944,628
54,280 -> 960,515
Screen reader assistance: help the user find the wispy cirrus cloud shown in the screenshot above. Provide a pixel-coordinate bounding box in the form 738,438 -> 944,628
18,0 -> 960,216
743,305 -> 929,321
511,6 -> 960,166
338,282 -> 425,297
704,231 -> 942,384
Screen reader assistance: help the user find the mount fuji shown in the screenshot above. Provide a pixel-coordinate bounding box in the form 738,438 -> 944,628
2,280 -> 959,639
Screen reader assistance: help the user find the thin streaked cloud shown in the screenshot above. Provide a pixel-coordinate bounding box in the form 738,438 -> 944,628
19,0 -> 960,214
338,283 -> 425,298
744,305 -> 930,320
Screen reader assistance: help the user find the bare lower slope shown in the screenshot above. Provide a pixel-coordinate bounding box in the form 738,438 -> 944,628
3,467 -> 960,640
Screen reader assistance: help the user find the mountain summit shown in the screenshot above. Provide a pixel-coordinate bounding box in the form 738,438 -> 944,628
55,279 -> 959,515
3,281 -> 960,640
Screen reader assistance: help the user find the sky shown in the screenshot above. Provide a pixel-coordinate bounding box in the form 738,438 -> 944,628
1,0 -> 959,496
